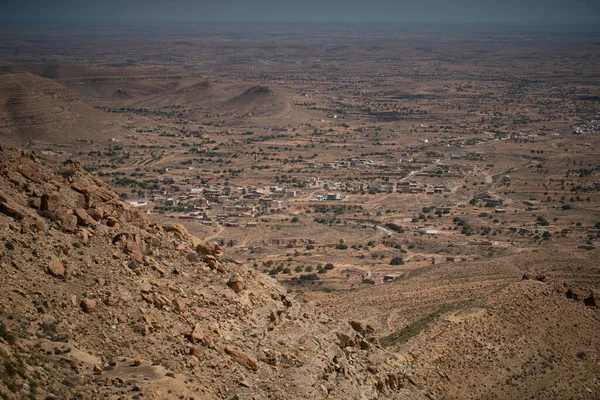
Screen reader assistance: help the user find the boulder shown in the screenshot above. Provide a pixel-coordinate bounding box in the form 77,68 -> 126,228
41,192 -> 61,213
47,260 -> 65,277
163,224 -> 188,238
227,275 -> 245,293
74,208 -> 96,227
79,229 -> 89,244
17,162 -> 43,183
57,210 -> 78,233
188,235 -> 203,248
86,207 -> 104,222
71,178 -> 117,202
196,242 -> 224,259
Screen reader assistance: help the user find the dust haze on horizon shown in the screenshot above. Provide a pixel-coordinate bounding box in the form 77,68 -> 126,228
1,0 -> 600,26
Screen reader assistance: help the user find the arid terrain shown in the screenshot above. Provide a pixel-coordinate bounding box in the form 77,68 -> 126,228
0,24 -> 599,399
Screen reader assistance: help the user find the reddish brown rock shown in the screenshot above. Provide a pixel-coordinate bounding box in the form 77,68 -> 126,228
41,192 -> 61,213
224,346 -> 260,371
103,296 -> 120,306
187,323 -> 213,347
204,255 -> 225,272
174,298 -> 186,312
152,294 -> 172,308
17,163 -> 43,183
227,275 -> 245,293
74,208 -> 96,226
163,223 -> 188,238
0,202 -> 24,220
71,178 -> 117,202
58,211 -> 78,233
6,171 -> 27,186
196,242 -> 224,259
86,207 -> 104,222
28,197 -> 42,209
47,260 -> 65,277
80,298 -> 97,313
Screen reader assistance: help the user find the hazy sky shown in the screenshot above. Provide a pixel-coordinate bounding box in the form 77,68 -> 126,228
2,0 -> 599,25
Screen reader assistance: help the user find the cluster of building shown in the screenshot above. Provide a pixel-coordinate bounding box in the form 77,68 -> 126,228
367,180 -> 448,195
144,185 -> 298,225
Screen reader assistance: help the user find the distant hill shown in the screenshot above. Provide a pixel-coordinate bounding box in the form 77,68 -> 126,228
221,85 -> 305,119
0,72 -> 121,144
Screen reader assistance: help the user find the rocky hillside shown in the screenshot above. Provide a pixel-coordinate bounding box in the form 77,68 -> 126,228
0,146 -> 428,399
307,245 -> 600,399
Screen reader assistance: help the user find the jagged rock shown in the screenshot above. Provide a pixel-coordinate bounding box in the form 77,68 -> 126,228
350,320 -> 375,335
208,322 -> 222,336
47,260 -> 65,277
225,345 -> 260,371
188,324 -> 205,343
227,275 -> 245,293
188,324 -> 213,347
358,338 -> 371,350
80,298 -> 97,313
74,208 -> 96,226
337,332 -> 356,348
32,218 -> 46,232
